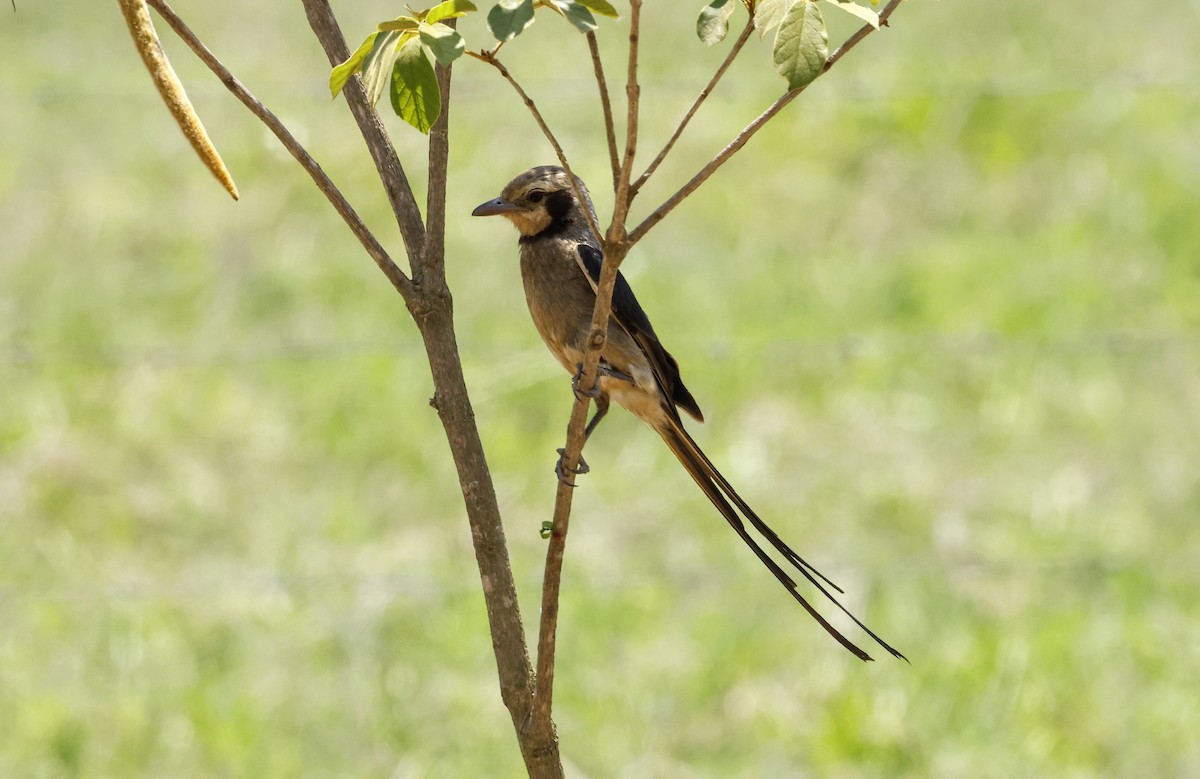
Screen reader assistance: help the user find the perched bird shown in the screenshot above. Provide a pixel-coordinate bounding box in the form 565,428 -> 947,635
473,166 -> 903,662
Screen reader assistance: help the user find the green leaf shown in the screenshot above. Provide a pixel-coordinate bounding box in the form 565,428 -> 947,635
378,17 -> 420,31
487,0 -> 535,41
330,32 -> 379,97
362,30 -> 407,107
575,0 -> 619,19
391,38 -> 441,133
820,0 -> 878,28
696,0 -> 735,46
425,0 -> 478,24
754,0 -> 788,39
772,0 -> 827,90
419,21 -> 466,65
552,0 -> 597,33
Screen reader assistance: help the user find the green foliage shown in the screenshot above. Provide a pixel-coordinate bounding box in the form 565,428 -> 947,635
822,0 -> 878,28
487,0 -> 535,41
391,39 -> 441,133
359,30 -> 405,107
575,0 -> 620,19
771,0 -> 828,89
425,0 -> 478,24
329,0 -> 620,132
419,21 -> 467,66
328,32 -> 380,97
699,0 -> 876,86
697,0 -> 736,46
544,0 -> 598,34
328,3 -> 475,133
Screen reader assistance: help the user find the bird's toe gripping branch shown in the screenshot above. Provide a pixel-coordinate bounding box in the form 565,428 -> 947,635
571,361 -> 635,403
554,448 -> 590,487
571,363 -> 603,402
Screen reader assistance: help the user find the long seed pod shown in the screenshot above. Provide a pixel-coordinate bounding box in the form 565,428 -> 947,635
116,0 -> 239,200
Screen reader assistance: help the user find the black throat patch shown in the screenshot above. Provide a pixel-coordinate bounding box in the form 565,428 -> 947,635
519,189 -> 576,243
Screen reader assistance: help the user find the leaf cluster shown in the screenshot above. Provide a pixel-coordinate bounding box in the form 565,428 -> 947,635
329,0 -> 618,133
328,0 -> 883,134
698,0 -> 879,89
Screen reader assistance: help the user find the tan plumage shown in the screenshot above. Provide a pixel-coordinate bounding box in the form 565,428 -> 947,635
473,166 -> 904,662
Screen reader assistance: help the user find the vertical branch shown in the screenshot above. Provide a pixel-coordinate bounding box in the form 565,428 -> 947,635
530,0 -> 643,746
422,18 -> 456,294
529,243 -> 628,745
629,17 -> 754,198
586,31 -> 620,191
301,3 -> 562,775
608,0 -> 642,238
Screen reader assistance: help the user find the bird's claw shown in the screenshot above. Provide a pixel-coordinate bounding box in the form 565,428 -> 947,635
571,364 -> 603,403
572,362 -> 634,402
555,447 -> 589,486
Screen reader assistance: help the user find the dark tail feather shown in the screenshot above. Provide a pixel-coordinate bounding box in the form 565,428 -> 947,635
658,420 -> 907,663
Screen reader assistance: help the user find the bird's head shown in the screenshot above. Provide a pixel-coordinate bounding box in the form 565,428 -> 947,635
472,166 -> 596,238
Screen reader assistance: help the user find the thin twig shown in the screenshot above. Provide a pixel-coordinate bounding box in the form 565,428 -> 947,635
609,0 -> 641,238
528,242 -> 628,743
530,0 -> 643,743
469,51 -> 604,244
628,0 -> 907,247
629,17 -> 754,199
144,0 -> 415,302
586,31 -> 620,191
468,44 -> 613,748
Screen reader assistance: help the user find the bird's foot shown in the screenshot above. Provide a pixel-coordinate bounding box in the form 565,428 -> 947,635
555,448 -> 590,486
571,362 -> 633,402
571,364 -> 602,402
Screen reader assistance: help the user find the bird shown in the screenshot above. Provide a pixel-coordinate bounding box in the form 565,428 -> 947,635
472,165 -> 904,662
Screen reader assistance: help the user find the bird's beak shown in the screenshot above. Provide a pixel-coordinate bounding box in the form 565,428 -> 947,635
472,196 -> 522,217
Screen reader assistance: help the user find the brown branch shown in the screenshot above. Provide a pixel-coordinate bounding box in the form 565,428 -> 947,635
628,0 -> 907,247
528,243 -> 628,745
609,0 -> 642,238
301,0 -> 428,272
143,0 -> 413,301
586,31 -> 620,191
629,17 -> 754,199
529,0 -> 643,744
422,18 -> 456,295
301,5 -> 566,776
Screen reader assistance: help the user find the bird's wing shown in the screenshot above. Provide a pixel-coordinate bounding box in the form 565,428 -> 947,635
575,243 -> 703,422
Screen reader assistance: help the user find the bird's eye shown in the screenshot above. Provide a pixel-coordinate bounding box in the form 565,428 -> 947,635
528,191 -> 545,204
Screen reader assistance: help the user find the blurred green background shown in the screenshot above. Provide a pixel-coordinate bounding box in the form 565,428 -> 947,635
3,1 -> 1199,776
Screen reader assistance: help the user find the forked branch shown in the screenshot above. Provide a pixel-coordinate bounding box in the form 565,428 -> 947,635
629,0 -> 907,247
629,16 -> 755,199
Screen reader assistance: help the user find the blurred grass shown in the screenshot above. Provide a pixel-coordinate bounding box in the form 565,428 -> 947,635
3,1 -> 1200,777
